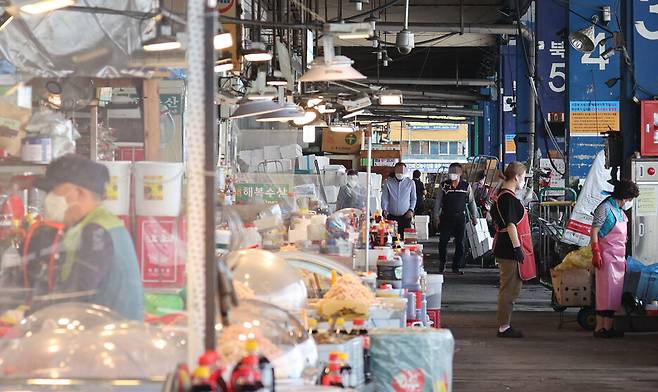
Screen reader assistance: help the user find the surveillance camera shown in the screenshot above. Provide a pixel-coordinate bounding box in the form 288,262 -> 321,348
396,29 -> 414,55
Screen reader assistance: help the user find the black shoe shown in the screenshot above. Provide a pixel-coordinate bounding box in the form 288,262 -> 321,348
594,329 -> 611,339
452,269 -> 464,275
607,329 -> 625,338
497,327 -> 523,338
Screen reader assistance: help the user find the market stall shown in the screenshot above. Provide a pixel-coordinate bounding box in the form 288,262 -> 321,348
0,1 -> 456,391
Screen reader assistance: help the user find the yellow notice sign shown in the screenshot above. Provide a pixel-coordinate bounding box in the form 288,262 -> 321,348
569,101 -> 620,134
143,175 -> 164,201
106,176 -> 119,201
637,185 -> 658,217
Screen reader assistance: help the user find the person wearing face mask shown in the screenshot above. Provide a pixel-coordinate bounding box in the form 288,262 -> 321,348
381,162 -> 417,238
433,163 -> 478,275
491,161 -> 535,338
28,155 -> 143,320
336,170 -> 365,211
412,170 -> 426,215
590,179 -> 640,338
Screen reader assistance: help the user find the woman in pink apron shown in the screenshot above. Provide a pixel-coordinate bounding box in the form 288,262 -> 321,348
491,162 -> 535,338
590,180 -> 640,338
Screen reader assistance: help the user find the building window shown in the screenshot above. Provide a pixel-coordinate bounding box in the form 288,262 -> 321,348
439,142 -> 448,155
410,141 -> 422,155
449,141 -> 459,155
429,141 -> 439,155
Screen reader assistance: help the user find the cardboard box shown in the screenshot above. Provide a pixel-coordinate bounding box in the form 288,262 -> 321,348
321,129 -> 362,153
551,267 -> 592,307
0,99 -> 31,156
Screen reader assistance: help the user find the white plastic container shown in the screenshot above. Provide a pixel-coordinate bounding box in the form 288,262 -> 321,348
134,162 -> 184,217
426,274 -> 444,309
100,161 -> 132,216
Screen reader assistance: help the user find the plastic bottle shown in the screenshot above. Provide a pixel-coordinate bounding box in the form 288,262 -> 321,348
308,318 -> 319,335
401,250 -> 422,291
319,353 -> 345,388
350,320 -> 371,383
338,352 -> 353,387
335,317 -> 348,335
230,340 -> 267,392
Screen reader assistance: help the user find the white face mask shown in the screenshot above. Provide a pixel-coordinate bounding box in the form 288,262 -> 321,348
622,200 -> 633,211
395,173 -> 404,180
448,173 -> 459,181
347,177 -> 358,187
43,192 -> 69,222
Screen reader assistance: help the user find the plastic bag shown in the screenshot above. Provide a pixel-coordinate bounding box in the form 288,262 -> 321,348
554,246 -> 593,271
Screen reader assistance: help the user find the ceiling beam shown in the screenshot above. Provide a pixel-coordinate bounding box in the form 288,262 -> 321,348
370,106 -> 483,117
375,22 -> 518,35
367,78 -> 495,87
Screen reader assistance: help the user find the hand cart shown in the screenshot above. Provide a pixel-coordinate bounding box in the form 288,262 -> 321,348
550,266 -> 596,330
534,187 -> 577,282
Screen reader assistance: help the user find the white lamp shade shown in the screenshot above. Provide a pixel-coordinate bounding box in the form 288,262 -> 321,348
230,100 -> 283,119
300,56 -> 366,82
256,103 -> 305,122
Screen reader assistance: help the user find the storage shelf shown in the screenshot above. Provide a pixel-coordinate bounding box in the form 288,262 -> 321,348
0,163 -> 48,175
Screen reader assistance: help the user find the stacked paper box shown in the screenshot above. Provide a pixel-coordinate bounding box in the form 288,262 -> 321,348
280,144 -> 303,159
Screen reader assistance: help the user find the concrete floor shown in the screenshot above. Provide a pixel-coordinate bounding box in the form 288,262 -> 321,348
422,240 -> 658,391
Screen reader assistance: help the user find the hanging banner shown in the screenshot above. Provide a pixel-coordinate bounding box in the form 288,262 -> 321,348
568,0 -> 621,179
536,0 -> 568,113
633,0 -> 658,99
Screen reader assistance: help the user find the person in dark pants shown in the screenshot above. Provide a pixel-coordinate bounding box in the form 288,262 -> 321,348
382,162 -> 417,239
412,170 -> 425,216
433,163 -> 478,274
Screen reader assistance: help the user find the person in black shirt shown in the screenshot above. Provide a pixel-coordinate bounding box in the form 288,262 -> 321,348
412,170 -> 425,215
491,162 -> 527,338
433,163 -> 478,274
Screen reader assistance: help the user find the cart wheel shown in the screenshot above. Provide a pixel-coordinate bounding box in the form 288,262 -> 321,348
551,292 -> 567,312
577,307 -> 597,331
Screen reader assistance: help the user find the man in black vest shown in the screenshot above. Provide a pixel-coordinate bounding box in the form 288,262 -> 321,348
434,163 -> 478,274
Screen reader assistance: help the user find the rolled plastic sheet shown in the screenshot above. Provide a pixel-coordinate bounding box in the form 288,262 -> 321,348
0,0 -> 157,78
370,328 -> 454,392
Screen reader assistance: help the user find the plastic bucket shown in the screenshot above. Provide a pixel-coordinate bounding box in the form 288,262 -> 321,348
426,274 -> 444,309
134,162 -> 184,217
100,161 -> 131,216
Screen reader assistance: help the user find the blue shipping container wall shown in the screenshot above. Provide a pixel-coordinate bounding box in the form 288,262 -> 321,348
567,0 -> 621,179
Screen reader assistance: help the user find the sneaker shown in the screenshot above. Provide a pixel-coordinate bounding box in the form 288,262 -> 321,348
452,269 -> 464,275
593,329 -> 611,339
497,327 -> 523,338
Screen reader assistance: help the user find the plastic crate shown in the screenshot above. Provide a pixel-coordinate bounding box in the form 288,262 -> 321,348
427,308 -> 441,328
551,267 -> 592,307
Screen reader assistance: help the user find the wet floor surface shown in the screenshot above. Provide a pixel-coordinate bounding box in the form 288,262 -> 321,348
422,239 -> 658,391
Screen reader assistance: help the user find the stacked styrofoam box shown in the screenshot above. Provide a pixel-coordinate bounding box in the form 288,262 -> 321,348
251,148 -> 265,170
324,185 -> 340,203
280,144 -> 303,159
415,215 -> 430,241
263,145 -> 282,160
297,155 -> 316,171
358,172 -> 382,190
354,247 -> 394,268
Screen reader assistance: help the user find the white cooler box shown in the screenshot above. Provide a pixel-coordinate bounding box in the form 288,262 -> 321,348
415,215 -> 430,241
466,218 -> 493,259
